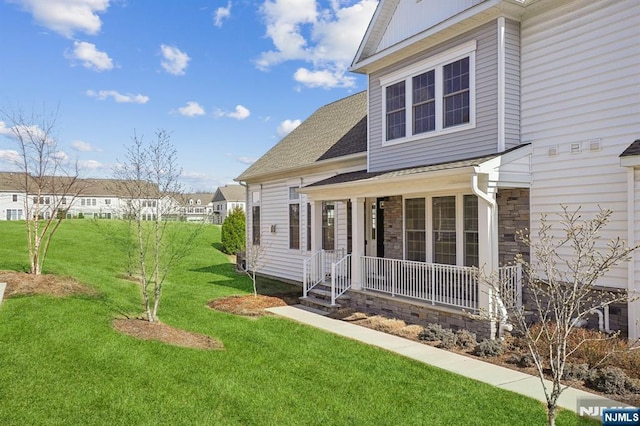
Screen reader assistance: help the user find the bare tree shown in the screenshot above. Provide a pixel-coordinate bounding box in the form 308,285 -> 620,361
242,235 -> 269,297
113,130 -> 200,322
479,206 -> 638,426
0,106 -> 82,275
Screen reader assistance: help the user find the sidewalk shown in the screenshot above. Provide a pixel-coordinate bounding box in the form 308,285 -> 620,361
266,304 -> 626,414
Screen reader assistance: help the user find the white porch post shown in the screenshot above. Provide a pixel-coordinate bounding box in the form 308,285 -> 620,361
351,197 -> 365,290
311,200 -> 323,253
474,174 -> 498,338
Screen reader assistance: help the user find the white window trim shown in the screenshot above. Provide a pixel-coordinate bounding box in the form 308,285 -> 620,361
380,40 -> 477,146
402,192 -> 476,266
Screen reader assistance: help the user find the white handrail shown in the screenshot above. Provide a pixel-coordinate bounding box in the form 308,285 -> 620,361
331,254 -> 351,305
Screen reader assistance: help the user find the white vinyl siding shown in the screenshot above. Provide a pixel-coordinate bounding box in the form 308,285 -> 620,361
379,0 -> 484,54
523,0 -> 640,290
245,170 -> 355,284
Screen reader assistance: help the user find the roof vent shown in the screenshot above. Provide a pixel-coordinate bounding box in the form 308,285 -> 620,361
589,139 -> 601,152
548,145 -> 559,157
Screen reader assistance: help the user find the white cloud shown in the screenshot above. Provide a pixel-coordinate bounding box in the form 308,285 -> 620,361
256,0 -> 377,89
213,1 -> 232,27
0,149 -> 21,163
86,89 -> 149,104
293,67 -> 355,89
0,121 -> 50,144
177,101 -> 206,117
71,140 -> 100,152
65,41 -> 114,71
277,119 -> 301,136
0,121 -> 12,137
160,44 -> 190,76
215,105 -> 250,120
237,156 -> 257,165
8,0 -> 110,38
79,159 -> 104,170
53,150 -> 69,161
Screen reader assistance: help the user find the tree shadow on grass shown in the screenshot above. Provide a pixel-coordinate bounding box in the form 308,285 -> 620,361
190,263 -> 301,297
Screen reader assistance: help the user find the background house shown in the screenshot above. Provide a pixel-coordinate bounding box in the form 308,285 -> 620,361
180,193 -> 214,222
211,184 -> 246,225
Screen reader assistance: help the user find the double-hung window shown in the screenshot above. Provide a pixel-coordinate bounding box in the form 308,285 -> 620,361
288,187 -> 300,250
252,191 -> 261,246
381,41 -> 476,143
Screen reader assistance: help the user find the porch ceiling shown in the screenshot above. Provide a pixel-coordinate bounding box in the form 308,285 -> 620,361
299,144 -> 531,200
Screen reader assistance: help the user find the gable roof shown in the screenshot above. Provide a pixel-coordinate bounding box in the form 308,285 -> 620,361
213,184 -> 245,202
235,91 -> 367,182
184,192 -> 214,204
351,0 -> 529,75
620,139 -> 640,157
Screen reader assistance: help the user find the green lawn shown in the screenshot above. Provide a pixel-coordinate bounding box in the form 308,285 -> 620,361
0,220 -> 593,425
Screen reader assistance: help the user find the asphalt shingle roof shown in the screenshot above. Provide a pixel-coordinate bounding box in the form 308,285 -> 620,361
213,184 -> 245,202
620,139 -> 640,157
236,91 -> 367,182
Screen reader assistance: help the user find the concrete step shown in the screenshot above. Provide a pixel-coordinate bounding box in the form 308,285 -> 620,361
299,295 -> 342,313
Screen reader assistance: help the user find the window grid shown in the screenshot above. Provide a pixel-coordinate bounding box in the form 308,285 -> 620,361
405,198 -> 426,262
412,70 -> 435,134
289,203 -> 300,250
463,195 -> 479,267
386,81 -> 406,140
443,57 -> 470,128
432,196 -> 456,265
252,206 -> 260,245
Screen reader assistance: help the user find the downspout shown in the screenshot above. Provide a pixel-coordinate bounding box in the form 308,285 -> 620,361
471,172 -> 509,337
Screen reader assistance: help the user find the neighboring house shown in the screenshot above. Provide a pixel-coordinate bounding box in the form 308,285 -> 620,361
181,193 -> 214,222
211,184 -> 246,224
237,0 -> 639,341
0,173 -> 173,221
0,172 -> 26,220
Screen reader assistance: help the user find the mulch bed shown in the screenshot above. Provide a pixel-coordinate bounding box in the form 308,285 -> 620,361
113,318 -> 223,350
207,293 -> 300,317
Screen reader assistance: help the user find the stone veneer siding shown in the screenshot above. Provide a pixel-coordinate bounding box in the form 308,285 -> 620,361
497,188 -> 530,265
382,195 -> 403,259
348,290 -> 492,340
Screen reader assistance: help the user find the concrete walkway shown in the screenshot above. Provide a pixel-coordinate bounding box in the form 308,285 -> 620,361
266,304 -> 628,415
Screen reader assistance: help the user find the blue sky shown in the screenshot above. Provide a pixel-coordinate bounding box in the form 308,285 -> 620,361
0,0 -> 377,191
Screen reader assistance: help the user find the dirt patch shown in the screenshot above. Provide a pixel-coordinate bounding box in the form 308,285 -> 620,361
113,318 -> 223,350
0,270 -> 97,298
207,293 -> 299,317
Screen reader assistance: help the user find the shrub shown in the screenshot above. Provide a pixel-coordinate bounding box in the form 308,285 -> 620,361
221,207 -> 245,255
419,323 -> 449,342
437,331 -> 458,349
455,329 -> 477,350
508,352 -> 539,368
585,366 -> 640,395
473,339 -> 504,358
562,363 -> 590,381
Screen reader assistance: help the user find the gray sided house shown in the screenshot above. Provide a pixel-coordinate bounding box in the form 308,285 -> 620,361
238,0 -> 640,341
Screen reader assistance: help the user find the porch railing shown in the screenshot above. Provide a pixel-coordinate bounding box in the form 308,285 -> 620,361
361,256 -> 478,310
302,249 -> 345,298
498,264 -> 523,309
331,254 -> 351,305
360,256 -> 523,312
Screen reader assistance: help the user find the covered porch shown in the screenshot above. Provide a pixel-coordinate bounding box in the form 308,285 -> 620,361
300,146 -> 531,336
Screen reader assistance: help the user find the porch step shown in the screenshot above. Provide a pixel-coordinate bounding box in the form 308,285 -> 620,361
308,287 -> 351,302
299,295 -> 343,313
